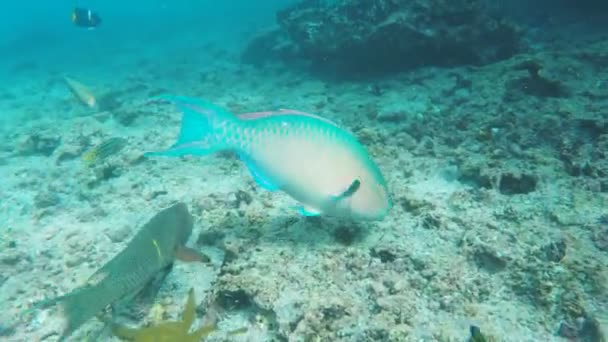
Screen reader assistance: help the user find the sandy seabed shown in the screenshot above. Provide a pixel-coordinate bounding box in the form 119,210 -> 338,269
0,33 -> 607,342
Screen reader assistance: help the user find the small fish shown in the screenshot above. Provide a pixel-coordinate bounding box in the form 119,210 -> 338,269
145,95 -> 392,221
71,7 -> 102,29
82,137 -> 127,166
64,75 -> 97,108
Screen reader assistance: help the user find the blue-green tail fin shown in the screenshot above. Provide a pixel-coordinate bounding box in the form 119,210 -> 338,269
144,95 -> 237,158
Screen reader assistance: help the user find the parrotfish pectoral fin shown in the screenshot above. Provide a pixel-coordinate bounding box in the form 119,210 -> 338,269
331,179 -> 361,202
144,95 -> 236,158
239,154 -> 280,191
295,205 -> 322,217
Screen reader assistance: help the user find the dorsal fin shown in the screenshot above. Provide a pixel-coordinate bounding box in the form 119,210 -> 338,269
237,109 -> 340,127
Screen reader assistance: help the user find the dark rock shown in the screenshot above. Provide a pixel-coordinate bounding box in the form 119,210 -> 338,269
233,190 -> 253,208
398,194 -> 435,215
0,322 -> 14,337
321,304 -> 346,320
577,315 -> 606,342
16,133 -> 61,156
591,225 -> 608,252
97,92 -> 122,112
215,289 -> 253,311
557,321 -> 578,339
197,230 -> 225,246
577,119 -> 608,141
472,244 -> 508,273
0,250 -> 24,266
263,0 -> 521,77
559,315 -> 607,342
370,247 -> 396,263
421,212 -> 443,229
34,191 -> 60,209
539,238 -> 567,262
498,173 -> 537,195
457,166 -> 493,190
95,164 -> 120,182
145,190 -> 168,201
240,29 -> 298,66
368,84 -> 383,96
505,60 -> 570,99
364,329 -> 390,340
558,118 -> 608,182
333,224 -> 362,245
55,150 -> 79,164
113,110 -> 144,126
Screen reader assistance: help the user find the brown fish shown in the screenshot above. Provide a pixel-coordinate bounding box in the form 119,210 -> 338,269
18,202 -> 207,341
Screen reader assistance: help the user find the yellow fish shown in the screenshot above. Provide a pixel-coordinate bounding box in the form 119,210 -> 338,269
64,75 -> 97,108
111,288 -> 215,342
82,137 -> 127,166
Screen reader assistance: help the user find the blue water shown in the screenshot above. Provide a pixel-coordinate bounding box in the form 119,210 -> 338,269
0,1 -> 294,75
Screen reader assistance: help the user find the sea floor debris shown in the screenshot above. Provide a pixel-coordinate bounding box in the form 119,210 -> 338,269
0,3 -> 607,341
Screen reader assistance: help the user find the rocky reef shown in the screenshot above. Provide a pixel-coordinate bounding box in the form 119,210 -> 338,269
242,0 -> 522,77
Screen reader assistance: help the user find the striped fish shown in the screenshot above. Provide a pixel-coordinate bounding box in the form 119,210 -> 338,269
146,95 -> 392,221
82,137 -> 127,166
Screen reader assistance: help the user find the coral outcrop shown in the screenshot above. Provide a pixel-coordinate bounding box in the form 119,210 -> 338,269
243,0 -> 522,77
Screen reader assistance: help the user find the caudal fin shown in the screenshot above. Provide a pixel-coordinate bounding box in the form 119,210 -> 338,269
144,95 -> 237,158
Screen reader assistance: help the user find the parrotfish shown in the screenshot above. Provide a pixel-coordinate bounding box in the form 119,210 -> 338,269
16,202 -> 206,341
64,75 -> 97,108
145,95 -> 392,221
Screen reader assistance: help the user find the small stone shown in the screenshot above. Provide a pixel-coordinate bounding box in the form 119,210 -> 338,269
499,173 -> 537,195
144,190 -> 168,201
55,145 -> 82,164
65,254 -> 85,268
0,250 -> 23,265
376,109 -> 404,122
105,225 -> 132,243
113,110 -> 143,126
370,247 -> 396,263
472,244 -> 508,272
197,230 -> 225,246
34,191 -> 60,209
592,226 -> 608,252
333,224 -> 361,246
15,133 -> 61,156
233,190 -> 252,208
196,196 -> 217,213
539,238 -> 567,262
575,315 -> 606,342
